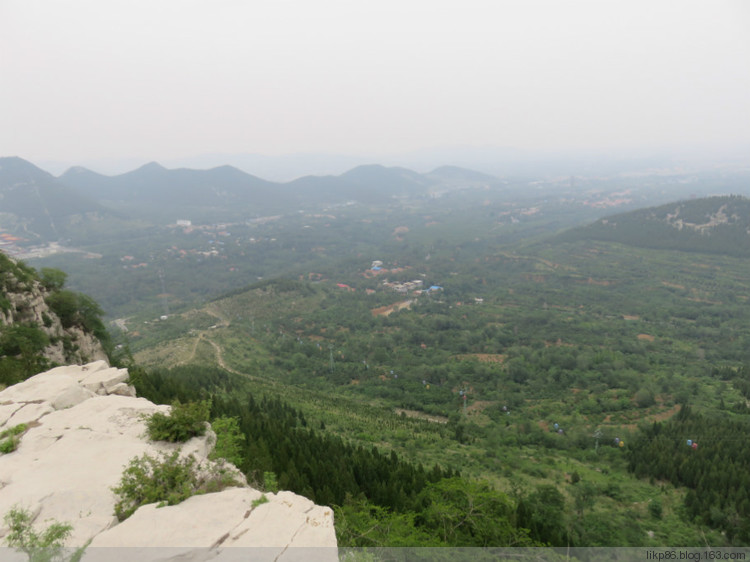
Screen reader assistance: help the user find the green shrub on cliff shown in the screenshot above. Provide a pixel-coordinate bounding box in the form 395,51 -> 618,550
146,400 -> 210,443
112,450 -> 240,521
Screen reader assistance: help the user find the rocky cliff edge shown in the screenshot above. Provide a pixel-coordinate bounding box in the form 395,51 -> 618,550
0,361 -> 337,561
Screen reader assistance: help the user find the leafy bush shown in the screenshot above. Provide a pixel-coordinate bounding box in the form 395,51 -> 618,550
44,290 -> 107,341
112,450 -> 240,521
0,254 -> 37,288
0,326 -> 50,385
263,471 -> 279,493
0,325 -> 49,357
251,494 -> 269,508
649,498 -> 663,519
0,423 -> 27,454
0,357 -> 28,387
146,400 -> 210,443
634,388 -> 656,408
40,268 -> 67,291
3,505 -> 87,562
44,291 -> 78,329
41,312 -> 53,328
208,416 -> 244,467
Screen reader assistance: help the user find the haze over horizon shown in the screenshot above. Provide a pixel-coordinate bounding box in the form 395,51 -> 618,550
2,1 -> 750,177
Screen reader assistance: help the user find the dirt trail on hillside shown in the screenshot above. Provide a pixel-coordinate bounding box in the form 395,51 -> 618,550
204,338 -> 233,373
177,337 -> 203,366
175,305 -> 252,379
204,306 -> 231,327
195,334 -> 260,381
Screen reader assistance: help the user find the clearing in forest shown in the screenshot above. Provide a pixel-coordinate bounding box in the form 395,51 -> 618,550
371,300 -> 413,316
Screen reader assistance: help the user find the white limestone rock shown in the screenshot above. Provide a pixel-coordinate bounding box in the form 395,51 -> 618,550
51,384 -> 97,410
107,382 -> 136,397
2,402 -> 53,427
88,488 -> 337,561
80,367 -> 129,394
44,361 -> 110,381
0,363 -> 337,556
0,372 -> 82,410
229,491 -> 336,549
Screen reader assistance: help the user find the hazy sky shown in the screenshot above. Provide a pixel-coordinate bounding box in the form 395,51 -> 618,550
2,0 -> 749,168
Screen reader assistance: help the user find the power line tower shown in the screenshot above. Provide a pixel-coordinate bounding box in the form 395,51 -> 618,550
594,429 -> 603,454
459,388 -> 468,415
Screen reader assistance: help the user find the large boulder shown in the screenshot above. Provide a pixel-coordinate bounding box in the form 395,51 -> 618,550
0,363 -> 337,560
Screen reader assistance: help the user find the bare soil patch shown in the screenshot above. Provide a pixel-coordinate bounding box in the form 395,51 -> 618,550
394,409 -> 449,424
466,400 -> 494,414
371,300 -> 413,317
454,353 -> 506,364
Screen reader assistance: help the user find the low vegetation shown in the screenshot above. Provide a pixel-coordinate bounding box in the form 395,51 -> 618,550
3,505 -> 87,562
145,400 -> 210,443
0,423 -> 27,454
207,415 -> 245,467
111,450 -> 240,521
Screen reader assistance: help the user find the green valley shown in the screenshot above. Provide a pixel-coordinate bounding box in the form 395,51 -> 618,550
6,157 -> 750,547
122,200 -> 750,546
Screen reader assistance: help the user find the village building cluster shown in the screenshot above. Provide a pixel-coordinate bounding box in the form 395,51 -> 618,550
383,279 -> 424,294
365,260 -> 443,295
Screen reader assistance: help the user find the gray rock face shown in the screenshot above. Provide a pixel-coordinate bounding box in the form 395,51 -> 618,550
0,259 -> 108,366
0,363 -> 337,560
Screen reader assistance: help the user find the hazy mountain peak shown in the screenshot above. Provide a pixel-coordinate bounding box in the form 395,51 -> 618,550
0,156 -> 55,179
205,164 -> 264,179
63,165 -> 92,174
427,165 -> 498,182
59,165 -> 106,179
134,161 -> 167,173
209,164 -> 243,173
341,163 -> 426,183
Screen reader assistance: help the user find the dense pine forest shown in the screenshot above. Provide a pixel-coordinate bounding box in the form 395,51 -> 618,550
130,365 -> 538,547
629,404 -> 750,543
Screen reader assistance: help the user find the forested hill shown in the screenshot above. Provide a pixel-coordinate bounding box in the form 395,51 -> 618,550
57,160 -> 502,222
0,157 -> 111,242
559,195 -> 750,257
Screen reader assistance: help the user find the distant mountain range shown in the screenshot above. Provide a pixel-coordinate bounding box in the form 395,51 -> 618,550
560,195 -> 750,257
0,157 -> 112,242
59,161 -> 280,212
57,160 -> 499,212
5,155 -> 750,259
0,156 -> 502,242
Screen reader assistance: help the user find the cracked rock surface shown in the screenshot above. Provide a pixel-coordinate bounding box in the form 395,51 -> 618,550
0,362 -> 337,561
